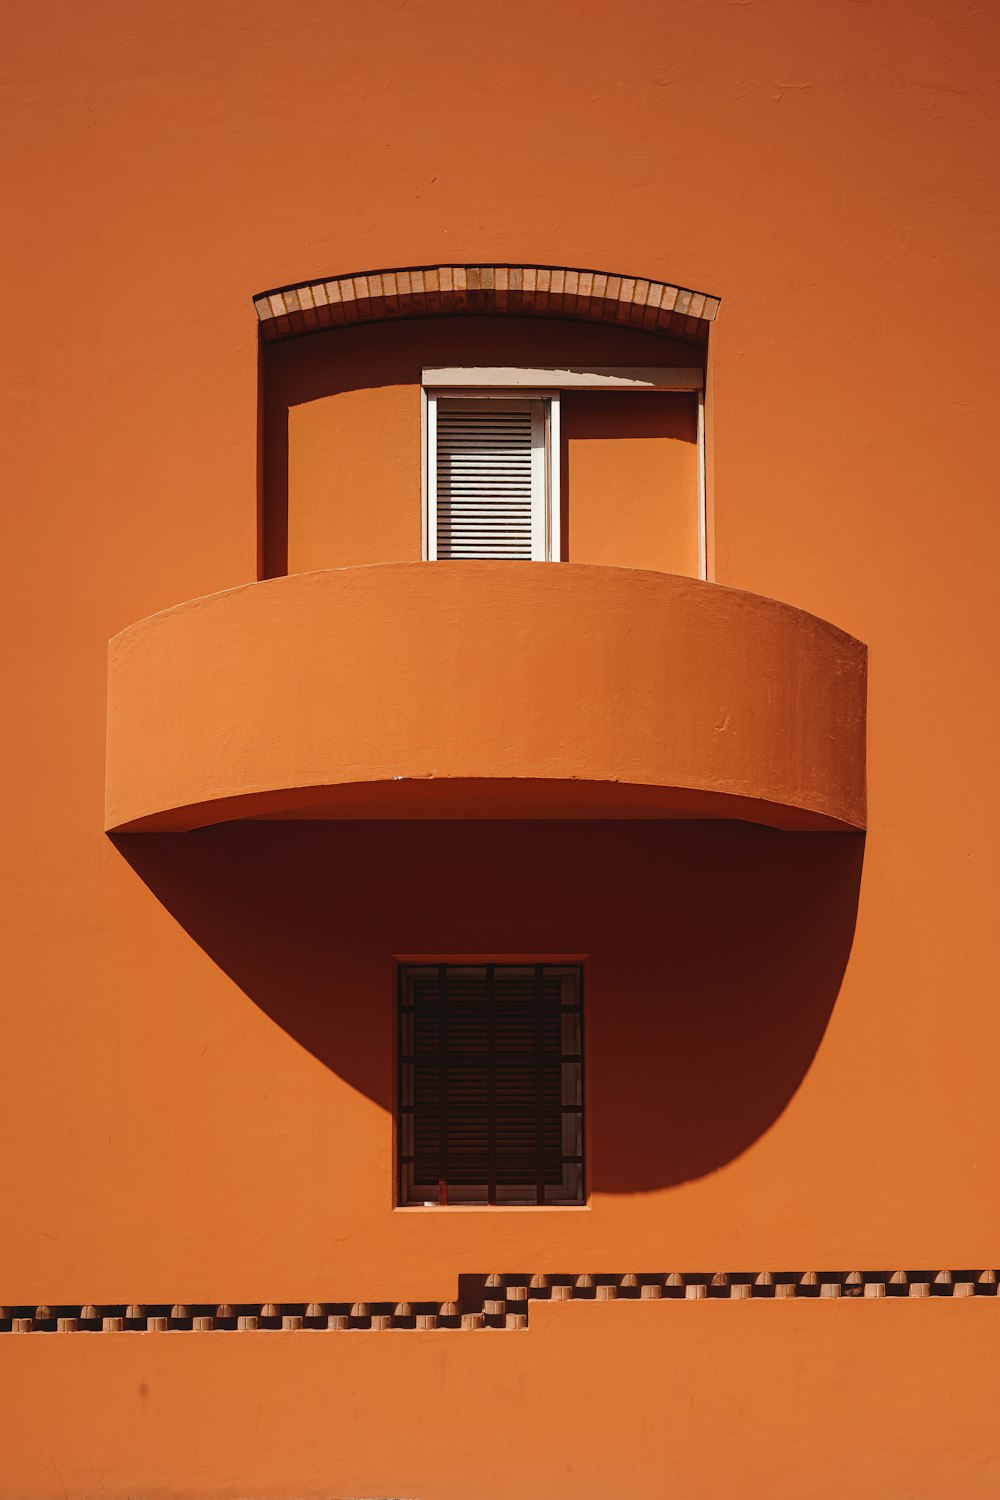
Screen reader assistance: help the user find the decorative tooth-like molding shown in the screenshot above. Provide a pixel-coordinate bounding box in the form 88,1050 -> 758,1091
253,264 -> 719,346
2,1272 -> 994,1334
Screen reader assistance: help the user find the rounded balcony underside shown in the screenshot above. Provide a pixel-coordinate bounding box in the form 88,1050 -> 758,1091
105,563 -> 866,834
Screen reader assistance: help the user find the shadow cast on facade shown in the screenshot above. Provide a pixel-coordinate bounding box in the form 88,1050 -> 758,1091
114,818 -> 863,1191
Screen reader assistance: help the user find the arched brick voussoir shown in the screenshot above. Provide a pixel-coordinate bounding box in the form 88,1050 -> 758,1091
253,264 -> 721,344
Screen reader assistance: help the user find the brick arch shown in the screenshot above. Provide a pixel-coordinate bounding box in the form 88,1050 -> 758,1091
254,263 -> 720,344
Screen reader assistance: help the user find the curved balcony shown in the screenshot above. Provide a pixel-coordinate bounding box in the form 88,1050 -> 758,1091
105,562 -> 866,833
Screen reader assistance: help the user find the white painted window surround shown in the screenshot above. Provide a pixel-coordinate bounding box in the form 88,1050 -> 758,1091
424,366 -> 704,391
422,367 -> 707,576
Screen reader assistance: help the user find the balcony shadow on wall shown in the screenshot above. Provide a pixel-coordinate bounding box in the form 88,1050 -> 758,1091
113,819 -> 863,1191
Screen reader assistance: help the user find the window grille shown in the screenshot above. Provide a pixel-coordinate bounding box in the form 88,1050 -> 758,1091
398,963 -> 584,1206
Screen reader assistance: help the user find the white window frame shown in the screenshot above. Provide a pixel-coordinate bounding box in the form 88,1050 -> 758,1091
422,367 -> 706,576
424,390 -> 560,562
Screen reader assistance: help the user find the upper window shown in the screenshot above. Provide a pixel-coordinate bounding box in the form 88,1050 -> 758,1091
397,963 -> 584,1206
426,394 -> 560,561
421,365 -> 704,570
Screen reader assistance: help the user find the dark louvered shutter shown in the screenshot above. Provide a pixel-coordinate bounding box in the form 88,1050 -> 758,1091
399,964 -> 584,1205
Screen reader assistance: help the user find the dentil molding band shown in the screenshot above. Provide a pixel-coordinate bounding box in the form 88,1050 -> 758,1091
4,1270 -> 996,1332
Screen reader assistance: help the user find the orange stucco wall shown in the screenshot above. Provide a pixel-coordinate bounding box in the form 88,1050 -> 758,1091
4,0 -> 1000,1495
4,1304 -> 1000,1500
562,389 -> 698,574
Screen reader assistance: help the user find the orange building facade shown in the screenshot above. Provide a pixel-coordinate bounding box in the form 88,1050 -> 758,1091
3,2 -> 1000,1495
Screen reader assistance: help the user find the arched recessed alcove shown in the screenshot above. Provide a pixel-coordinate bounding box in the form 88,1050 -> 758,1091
256,265 -> 718,579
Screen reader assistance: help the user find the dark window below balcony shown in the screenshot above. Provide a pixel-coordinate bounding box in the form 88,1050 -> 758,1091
398,963 -> 584,1206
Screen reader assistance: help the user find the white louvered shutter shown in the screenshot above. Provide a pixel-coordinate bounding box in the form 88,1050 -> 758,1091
429,398 -> 547,559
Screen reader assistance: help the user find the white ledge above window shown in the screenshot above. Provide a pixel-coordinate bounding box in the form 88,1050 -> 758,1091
422,366 -> 704,391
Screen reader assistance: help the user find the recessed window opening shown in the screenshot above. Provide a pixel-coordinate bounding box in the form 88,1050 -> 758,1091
397,963 -> 584,1206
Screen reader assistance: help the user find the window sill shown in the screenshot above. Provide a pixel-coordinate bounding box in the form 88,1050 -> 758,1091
393,1202 -> 592,1213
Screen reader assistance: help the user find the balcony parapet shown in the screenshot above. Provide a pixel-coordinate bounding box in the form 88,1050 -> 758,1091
106,562 -> 866,833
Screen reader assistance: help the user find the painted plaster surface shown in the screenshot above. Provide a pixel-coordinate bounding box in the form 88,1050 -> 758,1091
3,1304 -> 1000,1499
3,0 -> 999,1494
